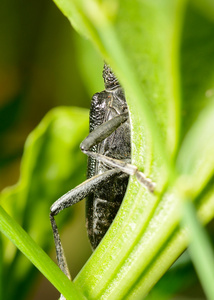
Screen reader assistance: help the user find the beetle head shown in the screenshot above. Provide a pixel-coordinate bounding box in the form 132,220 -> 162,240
103,63 -> 120,90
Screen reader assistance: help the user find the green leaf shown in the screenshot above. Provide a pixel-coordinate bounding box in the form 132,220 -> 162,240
1,0 -> 214,299
182,200 -> 214,300
177,99 -> 214,197
50,0 -> 214,299
0,107 -> 88,299
0,206 -> 86,300
180,2 -> 214,139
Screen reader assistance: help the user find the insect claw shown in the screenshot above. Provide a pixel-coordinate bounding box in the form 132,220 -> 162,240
136,172 -> 156,193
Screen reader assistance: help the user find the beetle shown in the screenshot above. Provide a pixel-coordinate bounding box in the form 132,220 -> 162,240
50,64 -> 155,279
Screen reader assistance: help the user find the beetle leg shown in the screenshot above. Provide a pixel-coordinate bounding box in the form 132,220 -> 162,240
82,150 -> 155,193
79,113 -> 155,192
80,112 -> 128,151
50,168 -> 121,279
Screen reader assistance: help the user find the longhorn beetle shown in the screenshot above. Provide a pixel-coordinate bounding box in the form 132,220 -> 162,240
50,64 -> 155,280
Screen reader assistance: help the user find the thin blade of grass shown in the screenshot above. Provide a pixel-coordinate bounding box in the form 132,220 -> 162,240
0,206 -> 86,300
182,200 -> 214,300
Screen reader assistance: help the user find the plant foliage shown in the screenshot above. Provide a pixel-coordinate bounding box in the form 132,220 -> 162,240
0,0 -> 213,299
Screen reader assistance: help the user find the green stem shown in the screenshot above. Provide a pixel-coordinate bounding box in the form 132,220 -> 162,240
182,200 -> 214,300
0,206 -> 86,300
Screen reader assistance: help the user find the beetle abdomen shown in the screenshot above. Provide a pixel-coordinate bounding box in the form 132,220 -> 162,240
86,172 -> 129,250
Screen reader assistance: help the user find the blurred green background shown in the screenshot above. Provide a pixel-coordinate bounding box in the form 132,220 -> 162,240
0,1 -> 212,300
0,0 -> 104,299
0,0 -> 104,191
